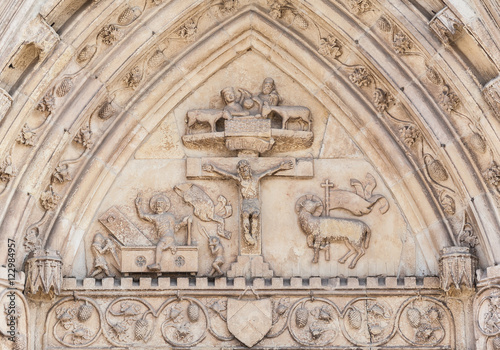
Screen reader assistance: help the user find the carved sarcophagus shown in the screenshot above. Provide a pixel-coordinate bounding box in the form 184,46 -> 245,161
118,245 -> 198,274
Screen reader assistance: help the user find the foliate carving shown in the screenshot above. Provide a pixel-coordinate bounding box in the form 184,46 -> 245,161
349,67 -> 373,87
439,85 -> 460,112
160,297 -> 209,347
97,100 -> 116,120
343,298 -> 393,346
36,90 -> 55,114
469,132 -> 487,153
25,248 -> 62,297
53,297 -> 101,346
399,298 -> 448,346
55,77 -> 73,98
483,75 -> 500,118
0,155 -> 17,182
98,24 -> 120,45
439,192 -> 456,215
178,19 -> 198,41
399,124 -> 421,146
439,246 -> 477,292
218,0 -> 238,14
457,213 -> 479,249
76,45 -> 97,64
123,66 -> 143,89
147,49 -> 166,68
288,298 -> 339,346
429,7 -> 463,45
424,154 -> 448,182
425,64 -> 444,85
484,162 -> 500,193
376,16 -> 392,32
104,298 -> 156,344
347,0 -> 372,14
52,163 -> 72,183
318,35 -> 342,58
477,287 -> 500,336
40,185 -> 61,211
296,195 -> 370,268
268,0 -> 308,29
118,7 -> 141,26
373,88 -> 394,112
74,125 -> 93,149
16,124 -> 36,146
392,31 -> 413,55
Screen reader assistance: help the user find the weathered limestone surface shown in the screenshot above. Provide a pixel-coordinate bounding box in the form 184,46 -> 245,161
0,0 -> 499,348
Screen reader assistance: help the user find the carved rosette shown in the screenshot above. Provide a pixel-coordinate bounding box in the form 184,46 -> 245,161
25,248 -> 62,297
439,246 -> 477,292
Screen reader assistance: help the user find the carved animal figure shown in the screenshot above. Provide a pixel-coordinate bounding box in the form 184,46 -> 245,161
261,104 -> 311,131
296,197 -> 370,268
185,109 -> 229,134
174,183 -> 232,239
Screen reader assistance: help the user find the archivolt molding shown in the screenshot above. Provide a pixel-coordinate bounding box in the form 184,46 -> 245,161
0,0 -> 499,273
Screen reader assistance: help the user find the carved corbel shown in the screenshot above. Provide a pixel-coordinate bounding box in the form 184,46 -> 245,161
439,246 -> 477,293
429,7 -> 464,46
24,248 -> 62,298
18,14 -> 59,63
483,75 -> 500,119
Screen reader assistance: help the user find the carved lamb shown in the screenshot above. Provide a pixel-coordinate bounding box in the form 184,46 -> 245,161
185,109 -> 229,134
296,196 -> 371,268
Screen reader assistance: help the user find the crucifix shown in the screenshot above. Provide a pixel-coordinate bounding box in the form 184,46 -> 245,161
186,157 -> 313,257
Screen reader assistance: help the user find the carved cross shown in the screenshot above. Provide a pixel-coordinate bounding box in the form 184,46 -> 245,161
186,157 -> 313,255
321,179 -> 334,215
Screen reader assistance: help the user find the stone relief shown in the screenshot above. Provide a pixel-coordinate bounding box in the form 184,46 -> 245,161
97,191 -> 197,274
182,77 -> 313,155
439,246 -> 477,292
296,195 -> 371,268
25,249 -> 62,298
202,159 -> 293,248
43,292 -> 454,348
429,7 -> 464,45
89,233 -> 119,278
174,183 -> 232,239
198,225 -> 225,276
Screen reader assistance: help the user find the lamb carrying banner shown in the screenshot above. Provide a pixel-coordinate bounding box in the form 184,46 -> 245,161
295,195 -> 371,268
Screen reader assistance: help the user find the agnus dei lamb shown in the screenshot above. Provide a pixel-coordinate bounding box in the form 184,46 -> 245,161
295,195 -> 371,269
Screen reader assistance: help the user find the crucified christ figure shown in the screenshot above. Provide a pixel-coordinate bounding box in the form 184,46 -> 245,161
202,159 -> 293,246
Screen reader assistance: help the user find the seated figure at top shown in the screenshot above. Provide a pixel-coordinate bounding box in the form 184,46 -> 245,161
256,77 -> 282,108
221,87 -> 250,119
